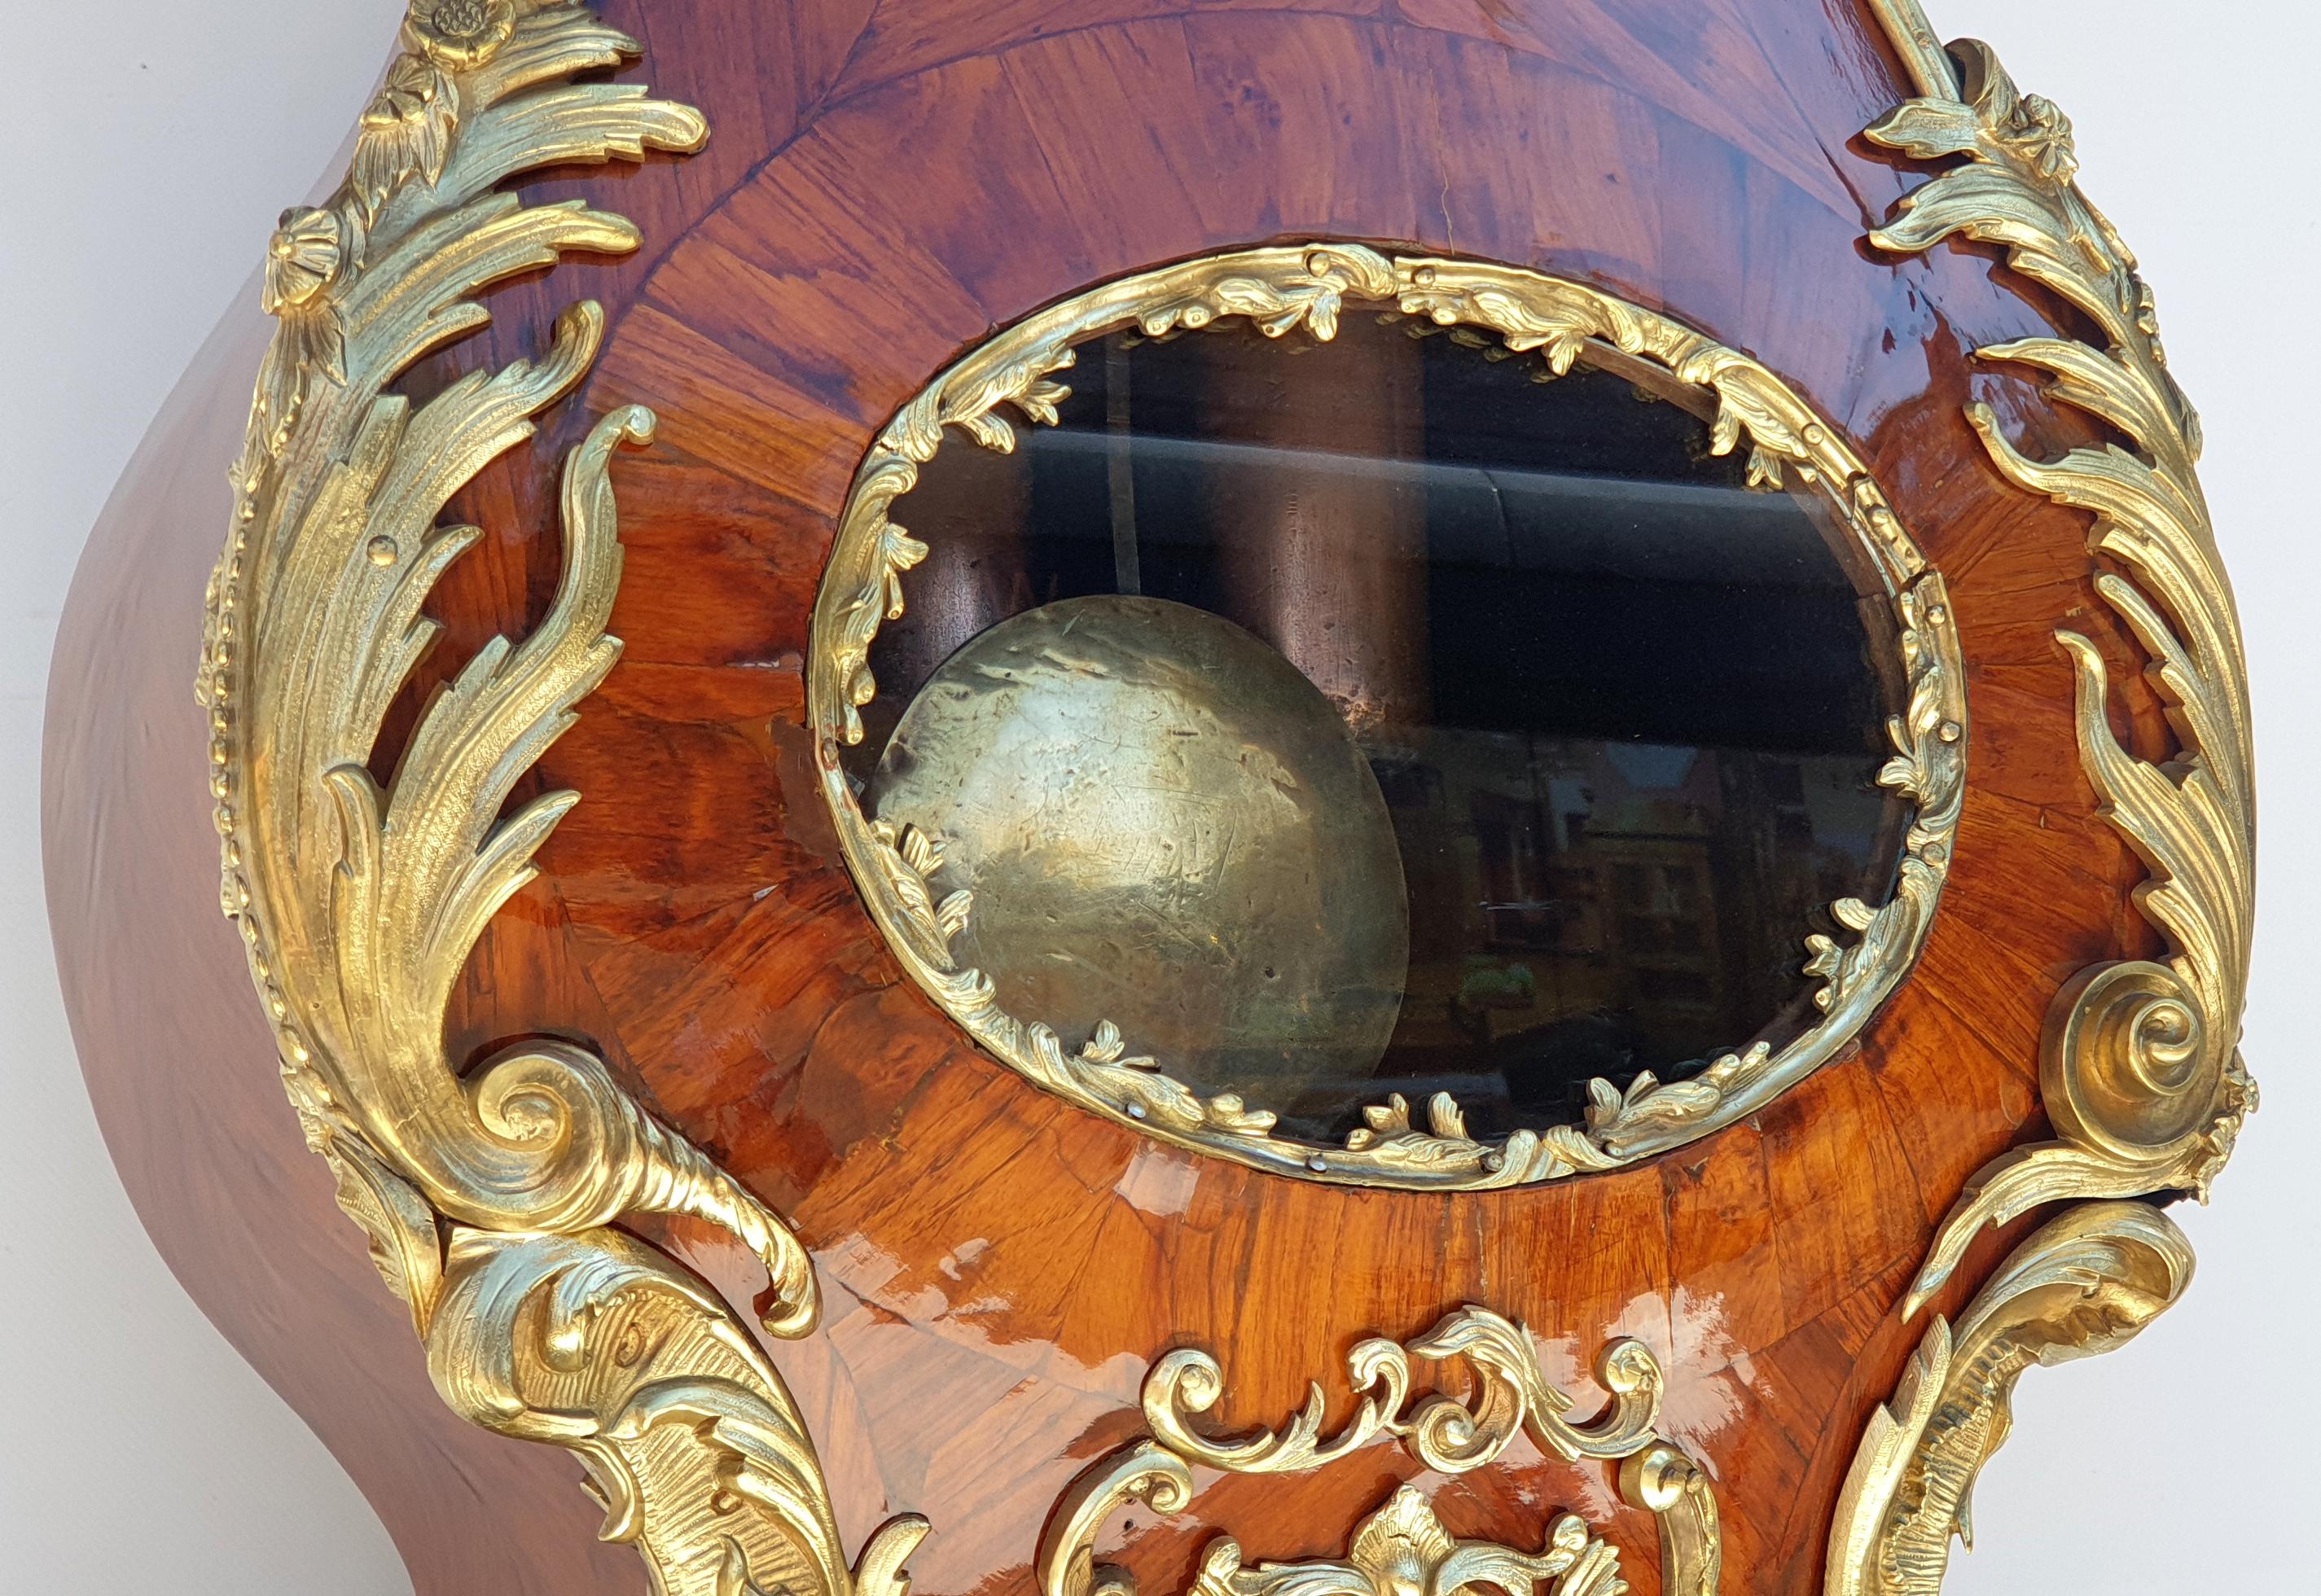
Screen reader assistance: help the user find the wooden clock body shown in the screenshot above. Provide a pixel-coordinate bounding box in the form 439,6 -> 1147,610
46,3 -> 2224,1594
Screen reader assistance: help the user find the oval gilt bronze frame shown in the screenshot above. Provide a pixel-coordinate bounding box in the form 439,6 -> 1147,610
808,246 -> 1969,1190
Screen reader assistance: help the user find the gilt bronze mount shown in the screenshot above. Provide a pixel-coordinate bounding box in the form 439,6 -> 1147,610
809,247 -> 1968,1190
1043,1306 -> 1719,1596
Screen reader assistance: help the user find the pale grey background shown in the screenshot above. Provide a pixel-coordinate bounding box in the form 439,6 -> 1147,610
0,2 -> 2305,1590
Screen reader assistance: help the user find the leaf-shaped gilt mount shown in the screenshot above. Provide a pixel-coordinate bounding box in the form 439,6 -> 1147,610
202,5 -> 924,1593
1856,11 -> 2254,1314
1827,4 -> 2253,1590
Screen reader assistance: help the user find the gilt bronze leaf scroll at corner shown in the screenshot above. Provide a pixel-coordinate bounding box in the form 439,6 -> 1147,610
1859,11 -> 2253,1309
203,5 -> 923,1591
1824,4 -> 2254,1589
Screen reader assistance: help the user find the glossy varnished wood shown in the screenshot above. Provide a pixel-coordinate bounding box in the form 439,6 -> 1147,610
48,3 -> 2172,1594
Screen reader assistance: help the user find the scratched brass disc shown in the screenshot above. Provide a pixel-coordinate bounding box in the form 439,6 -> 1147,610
868,594 -> 1410,1104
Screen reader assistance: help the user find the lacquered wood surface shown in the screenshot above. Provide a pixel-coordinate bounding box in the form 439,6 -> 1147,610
48,3 -> 2173,1594
46,296 -> 643,1594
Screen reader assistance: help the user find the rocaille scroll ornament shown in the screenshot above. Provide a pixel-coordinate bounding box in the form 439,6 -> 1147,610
1182,1484 -> 1627,1596
1042,1307 -> 1718,1596
187,3 -> 2253,1594
1858,3 -> 2255,1312
1824,6 -> 2255,1590
811,247 -> 1968,1192
200,6 -> 925,1593
1824,1201 -> 2192,1596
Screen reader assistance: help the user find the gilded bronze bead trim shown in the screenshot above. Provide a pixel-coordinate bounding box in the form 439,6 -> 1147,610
809,247 -> 1968,1190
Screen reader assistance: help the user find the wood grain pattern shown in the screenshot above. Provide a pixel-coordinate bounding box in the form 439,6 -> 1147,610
47,3 -> 2173,1594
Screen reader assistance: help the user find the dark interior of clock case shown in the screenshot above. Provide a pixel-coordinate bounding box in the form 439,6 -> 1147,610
850,311 -> 1907,1140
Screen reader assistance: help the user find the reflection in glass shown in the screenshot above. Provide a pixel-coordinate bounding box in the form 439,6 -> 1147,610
849,313 -> 1906,1142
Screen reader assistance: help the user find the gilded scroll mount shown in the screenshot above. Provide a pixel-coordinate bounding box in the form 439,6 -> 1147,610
204,6 -> 922,1593
1825,1201 -> 2193,1596
1827,7 -> 2253,1591
1857,7 -> 2254,1313
1043,1306 -> 1718,1596
1189,1485 -> 1626,1596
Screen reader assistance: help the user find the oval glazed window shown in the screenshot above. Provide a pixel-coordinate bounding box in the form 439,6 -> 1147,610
809,245 -> 1965,1189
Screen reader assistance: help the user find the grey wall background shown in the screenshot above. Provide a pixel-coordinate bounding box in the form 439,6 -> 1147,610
0,2 -> 2305,1589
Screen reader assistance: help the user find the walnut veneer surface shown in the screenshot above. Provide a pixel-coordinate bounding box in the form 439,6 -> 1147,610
46,2 -> 2170,1592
